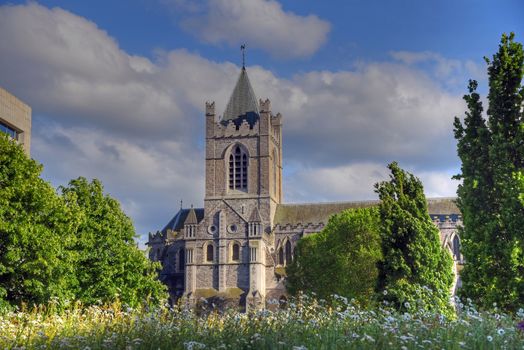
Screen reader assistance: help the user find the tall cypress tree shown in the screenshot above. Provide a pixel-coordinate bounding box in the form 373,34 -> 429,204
453,80 -> 492,304
454,33 -> 524,310
375,162 -> 453,314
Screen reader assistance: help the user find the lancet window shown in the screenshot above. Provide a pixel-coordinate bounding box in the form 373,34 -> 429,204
229,145 -> 248,191
285,241 -> 292,264
232,243 -> 240,261
206,243 -> 214,262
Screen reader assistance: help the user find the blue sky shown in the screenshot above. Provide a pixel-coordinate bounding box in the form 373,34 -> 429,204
0,0 -> 522,243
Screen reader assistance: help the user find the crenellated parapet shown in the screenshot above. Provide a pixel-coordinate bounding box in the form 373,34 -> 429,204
273,222 -> 325,234
213,118 -> 260,138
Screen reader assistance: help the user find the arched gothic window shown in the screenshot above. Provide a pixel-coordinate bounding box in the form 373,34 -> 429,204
278,247 -> 284,265
232,243 -> 240,261
229,145 -> 248,191
206,244 -> 214,262
285,240 -> 292,264
452,235 -> 461,261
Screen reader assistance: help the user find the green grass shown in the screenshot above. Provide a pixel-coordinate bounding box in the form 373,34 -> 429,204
1,295 -> 523,349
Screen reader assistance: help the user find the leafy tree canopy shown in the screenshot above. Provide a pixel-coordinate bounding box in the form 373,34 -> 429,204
0,135 -> 166,307
286,207 -> 382,305
61,178 -> 166,307
0,135 -> 78,306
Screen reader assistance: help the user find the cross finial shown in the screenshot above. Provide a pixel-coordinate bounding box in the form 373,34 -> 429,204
240,44 -> 246,68
180,199 -> 183,210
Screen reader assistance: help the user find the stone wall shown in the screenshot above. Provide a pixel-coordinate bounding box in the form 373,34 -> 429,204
0,87 -> 31,154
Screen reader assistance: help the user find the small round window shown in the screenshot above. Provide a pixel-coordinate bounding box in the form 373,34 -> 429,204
228,224 -> 238,233
208,225 -> 217,234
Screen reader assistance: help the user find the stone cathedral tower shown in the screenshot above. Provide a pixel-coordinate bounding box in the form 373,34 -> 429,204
199,66 -> 282,309
148,64 -> 462,310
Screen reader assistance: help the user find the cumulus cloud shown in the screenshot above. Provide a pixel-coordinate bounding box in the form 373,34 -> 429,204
249,63 -> 465,170
284,163 -> 458,204
174,0 -> 330,58
0,3 -> 466,242
390,51 -> 485,90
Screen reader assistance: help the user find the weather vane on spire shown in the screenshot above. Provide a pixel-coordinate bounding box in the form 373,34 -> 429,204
241,44 -> 246,68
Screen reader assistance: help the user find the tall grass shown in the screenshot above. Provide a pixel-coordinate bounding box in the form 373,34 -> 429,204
1,295 -> 523,349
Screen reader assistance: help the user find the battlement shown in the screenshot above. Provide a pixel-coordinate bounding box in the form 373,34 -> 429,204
213,118 -> 260,138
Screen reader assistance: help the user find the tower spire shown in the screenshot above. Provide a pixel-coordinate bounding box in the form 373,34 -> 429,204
241,44 -> 246,69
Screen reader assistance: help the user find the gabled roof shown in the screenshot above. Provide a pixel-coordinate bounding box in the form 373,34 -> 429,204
221,67 -> 259,125
249,206 -> 262,222
273,198 -> 459,227
184,207 -> 198,225
161,208 -> 204,234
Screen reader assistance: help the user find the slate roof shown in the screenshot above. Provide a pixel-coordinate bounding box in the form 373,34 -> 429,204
273,197 -> 459,227
161,208 -> 204,234
221,67 -> 259,125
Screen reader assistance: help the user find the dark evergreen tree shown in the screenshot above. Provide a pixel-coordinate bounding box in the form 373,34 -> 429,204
286,207 -> 382,305
375,162 -> 453,314
453,80 -> 492,304
454,33 -> 524,310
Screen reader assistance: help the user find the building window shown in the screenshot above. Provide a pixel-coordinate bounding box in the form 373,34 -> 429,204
452,235 -> 461,261
206,243 -> 214,262
186,225 -> 196,238
229,145 -> 248,191
278,247 -> 284,265
0,121 -> 17,140
179,249 -> 185,271
186,248 -> 193,264
250,247 -> 257,262
249,223 -> 260,236
285,240 -> 292,264
232,243 -> 240,261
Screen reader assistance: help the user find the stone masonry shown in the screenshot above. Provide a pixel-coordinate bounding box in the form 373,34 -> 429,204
0,87 -> 31,155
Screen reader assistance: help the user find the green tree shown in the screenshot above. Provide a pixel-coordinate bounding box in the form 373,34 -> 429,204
375,162 -> 453,314
61,178 -> 166,307
0,135 -> 78,306
286,207 -> 382,305
454,33 -> 524,310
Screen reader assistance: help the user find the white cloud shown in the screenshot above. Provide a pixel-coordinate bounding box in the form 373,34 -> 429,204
0,3 -> 467,242
33,121 -> 205,241
390,50 -> 485,89
285,162 -> 458,204
178,0 -> 331,58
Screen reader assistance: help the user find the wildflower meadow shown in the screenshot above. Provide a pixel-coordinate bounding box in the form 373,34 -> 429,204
2,294 -> 524,350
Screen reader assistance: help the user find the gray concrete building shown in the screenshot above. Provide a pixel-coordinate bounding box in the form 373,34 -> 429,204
0,87 -> 31,155
148,66 -> 462,310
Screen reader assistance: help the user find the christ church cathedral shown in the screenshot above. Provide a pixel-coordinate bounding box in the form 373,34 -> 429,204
147,65 -> 463,310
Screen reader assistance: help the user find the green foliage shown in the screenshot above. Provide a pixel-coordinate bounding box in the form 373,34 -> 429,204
0,135 -> 78,305
454,33 -> 524,310
286,207 -> 382,305
61,177 -> 166,307
375,162 -> 454,315
0,135 -> 166,307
